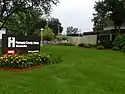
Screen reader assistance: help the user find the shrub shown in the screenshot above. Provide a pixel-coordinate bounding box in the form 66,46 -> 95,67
113,35 -> 125,49
121,46 -> 125,52
91,45 -> 97,48
100,41 -> 113,49
42,26 -> 55,41
78,43 -> 85,47
84,44 -> 92,48
56,42 -> 75,46
97,45 -> 104,50
0,53 -> 62,69
112,46 -> 120,51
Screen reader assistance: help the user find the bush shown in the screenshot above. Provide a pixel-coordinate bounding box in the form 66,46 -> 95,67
42,26 -> 55,41
112,46 -> 120,51
113,35 -> 125,49
91,45 -> 97,48
56,42 -> 75,46
121,46 -> 125,52
100,41 -> 113,49
97,45 -> 104,50
78,43 -> 85,47
84,44 -> 92,48
0,53 -> 62,69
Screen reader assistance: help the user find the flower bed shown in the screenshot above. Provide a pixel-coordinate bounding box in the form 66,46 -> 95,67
0,53 -> 62,69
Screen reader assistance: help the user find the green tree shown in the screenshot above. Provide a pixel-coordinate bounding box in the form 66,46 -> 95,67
92,1 -> 106,31
6,8 -> 46,36
0,0 -> 59,29
93,0 -> 125,35
48,18 -> 63,36
66,26 -> 79,35
105,0 -> 125,34
42,26 -> 55,41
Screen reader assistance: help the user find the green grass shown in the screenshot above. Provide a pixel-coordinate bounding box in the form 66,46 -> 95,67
0,46 -> 125,94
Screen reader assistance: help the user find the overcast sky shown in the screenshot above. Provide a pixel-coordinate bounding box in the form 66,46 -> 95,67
51,0 -> 97,34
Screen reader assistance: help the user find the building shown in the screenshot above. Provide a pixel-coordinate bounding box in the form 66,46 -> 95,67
67,29 -> 125,45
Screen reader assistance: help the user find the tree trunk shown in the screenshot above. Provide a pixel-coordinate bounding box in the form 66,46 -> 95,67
113,22 -> 120,36
114,23 -> 117,33
117,26 -> 121,36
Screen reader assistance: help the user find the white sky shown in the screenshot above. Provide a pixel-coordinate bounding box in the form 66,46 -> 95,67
51,0 -> 97,33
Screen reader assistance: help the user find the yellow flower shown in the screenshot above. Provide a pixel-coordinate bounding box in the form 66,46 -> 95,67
47,55 -> 50,57
0,57 -> 3,59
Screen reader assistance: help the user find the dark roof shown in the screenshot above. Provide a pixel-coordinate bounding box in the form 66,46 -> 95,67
83,32 -> 97,35
67,34 -> 83,37
67,29 -> 125,36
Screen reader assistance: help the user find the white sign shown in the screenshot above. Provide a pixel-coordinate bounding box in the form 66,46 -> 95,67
8,37 -> 39,48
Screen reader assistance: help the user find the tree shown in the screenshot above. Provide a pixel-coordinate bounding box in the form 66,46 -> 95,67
92,14 -> 104,31
6,8 -> 46,36
48,18 -> 63,36
42,26 -> 55,41
93,0 -> 125,35
92,0 -> 107,31
105,0 -> 125,34
0,0 -> 59,30
66,26 -> 79,35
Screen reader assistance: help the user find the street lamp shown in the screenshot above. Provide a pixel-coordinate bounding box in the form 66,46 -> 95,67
40,28 -> 44,46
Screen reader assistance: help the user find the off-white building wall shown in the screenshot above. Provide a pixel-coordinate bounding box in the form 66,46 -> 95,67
68,35 -> 97,45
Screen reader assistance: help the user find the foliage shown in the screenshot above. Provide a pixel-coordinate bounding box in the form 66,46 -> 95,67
92,1 -> 107,31
100,41 -> 113,49
97,45 -> 104,50
78,43 -> 85,47
6,8 -> 46,36
0,53 -> 62,69
56,35 -> 68,41
112,46 -> 120,51
84,44 -> 92,48
0,0 -> 59,29
6,13 -> 63,36
91,44 -> 98,48
42,26 -> 55,41
56,42 -> 75,46
66,26 -> 79,35
48,18 -> 63,36
93,0 -> 125,34
113,35 -> 125,49
121,46 -> 125,52
105,0 -> 125,33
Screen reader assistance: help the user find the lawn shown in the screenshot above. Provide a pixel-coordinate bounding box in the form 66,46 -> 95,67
0,46 -> 125,94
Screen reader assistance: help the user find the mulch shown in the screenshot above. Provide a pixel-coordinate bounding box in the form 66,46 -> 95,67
0,64 -> 46,72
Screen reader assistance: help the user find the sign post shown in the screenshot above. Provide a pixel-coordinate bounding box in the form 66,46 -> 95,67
2,35 -> 41,54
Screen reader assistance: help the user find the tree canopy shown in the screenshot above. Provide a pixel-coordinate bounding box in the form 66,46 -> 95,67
6,13 -> 63,36
0,0 -> 59,29
6,8 -> 46,36
93,0 -> 125,34
92,0 -> 107,31
42,26 -> 55,41
48,18 -> 63,36
66,26 -> 79,35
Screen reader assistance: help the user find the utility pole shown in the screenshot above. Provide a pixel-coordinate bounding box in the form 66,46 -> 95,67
58,23 -> 60,34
